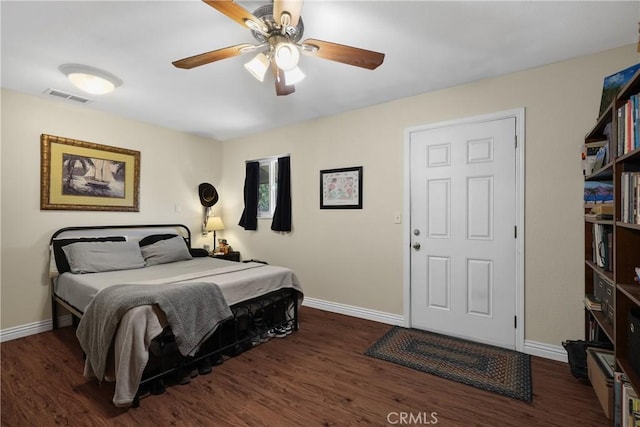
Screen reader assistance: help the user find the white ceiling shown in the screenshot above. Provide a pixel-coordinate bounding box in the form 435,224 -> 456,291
2,1 -> 639,141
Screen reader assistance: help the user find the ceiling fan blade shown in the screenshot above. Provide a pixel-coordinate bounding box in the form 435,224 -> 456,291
202,0 -> 266,32
273,0 -> 303,27
172,44 -> 254,69
301,38 -> 385,70
272,61 -> 295,96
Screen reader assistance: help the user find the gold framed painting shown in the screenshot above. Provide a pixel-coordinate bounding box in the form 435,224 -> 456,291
40,134 -> 140,211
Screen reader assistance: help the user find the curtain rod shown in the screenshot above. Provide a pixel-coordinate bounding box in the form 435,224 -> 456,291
245,153 -> 291,163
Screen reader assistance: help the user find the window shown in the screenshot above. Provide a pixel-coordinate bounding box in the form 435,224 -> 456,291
257,158 -> 278,218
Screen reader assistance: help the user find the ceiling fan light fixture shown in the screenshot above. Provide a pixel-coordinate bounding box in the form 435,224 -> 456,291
244,53 -> 270,82
300,43 -> 319,54
274,42 -> 300,71
244,19 -> 268,37
284,66 -> 305,85
59,64 -> 122,95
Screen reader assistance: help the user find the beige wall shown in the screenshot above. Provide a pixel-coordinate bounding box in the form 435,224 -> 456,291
1,44 -> 638,348
219,44 -> 639,346
0,89 -> 222,329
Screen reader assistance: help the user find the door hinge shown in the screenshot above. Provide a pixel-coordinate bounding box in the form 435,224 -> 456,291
514,316 -> 517,328
514,135 -> 517,148
514,226 -> 517,238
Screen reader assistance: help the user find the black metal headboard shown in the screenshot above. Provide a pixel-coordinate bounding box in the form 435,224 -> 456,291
50,224 -> 192,248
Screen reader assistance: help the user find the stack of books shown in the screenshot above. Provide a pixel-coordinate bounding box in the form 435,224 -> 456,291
586,204 -> 614,220
585,294 -> 602,311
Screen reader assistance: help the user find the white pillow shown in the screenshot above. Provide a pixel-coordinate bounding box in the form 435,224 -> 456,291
62,241 -> 146,274
140,235 -> 193,266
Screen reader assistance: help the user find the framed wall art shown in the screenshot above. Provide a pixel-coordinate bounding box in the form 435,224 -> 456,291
599,63 -> 640,116
320,166 -> 363,209
40,134 -> 140,211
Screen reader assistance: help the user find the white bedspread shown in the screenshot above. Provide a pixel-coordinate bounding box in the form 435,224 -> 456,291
59,258 -> 303,407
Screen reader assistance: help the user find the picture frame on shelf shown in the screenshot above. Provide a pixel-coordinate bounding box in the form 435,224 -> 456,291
583,141 -> 606,176
599,62 -> 640,117
591,145 -> 609,172
40,134 -> 140,211
584,180 -> 614,204
319,166 -> 363,209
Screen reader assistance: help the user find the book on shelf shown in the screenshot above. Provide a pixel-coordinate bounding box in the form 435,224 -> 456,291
586,204 -> 614,220
583,141 -> 607,176
593,223 -> 613,271
587,317 -> 608,341
614,373 -> 640,427
621,172 -> 640,224
592,144 -> 609,171
616,372 -> 624,427
617,92 -> 640,156
623,379 -> 639,427
585,294 -> 602,311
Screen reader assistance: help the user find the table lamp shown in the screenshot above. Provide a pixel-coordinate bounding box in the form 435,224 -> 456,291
205,216 -> 225,253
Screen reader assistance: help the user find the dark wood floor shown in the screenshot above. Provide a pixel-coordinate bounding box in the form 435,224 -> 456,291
2,307 -> 607,426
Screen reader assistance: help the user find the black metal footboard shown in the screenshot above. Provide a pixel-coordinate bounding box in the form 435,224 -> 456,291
131,287 -> 301,407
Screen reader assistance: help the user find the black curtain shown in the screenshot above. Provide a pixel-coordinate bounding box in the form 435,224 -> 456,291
238,161 -> 259,230
271,156 -> 291,232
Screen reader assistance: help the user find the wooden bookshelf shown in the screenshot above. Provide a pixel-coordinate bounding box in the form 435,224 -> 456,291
583,68 -> 640,420
585,304 -> 614,342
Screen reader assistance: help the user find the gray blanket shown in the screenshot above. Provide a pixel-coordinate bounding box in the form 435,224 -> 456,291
76,281 -> 233,381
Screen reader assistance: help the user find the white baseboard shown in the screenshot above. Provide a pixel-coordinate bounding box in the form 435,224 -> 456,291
524,339 -> 567,363
0,314 -> 72,343
302,297 -> 568,363
301,297 -> 405,326
2,304 -> 568,364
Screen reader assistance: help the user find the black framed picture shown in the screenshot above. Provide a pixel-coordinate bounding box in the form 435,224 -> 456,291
320,166 -> 363,209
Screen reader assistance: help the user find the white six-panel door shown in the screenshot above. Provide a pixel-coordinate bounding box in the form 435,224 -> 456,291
409,117 -> 517,349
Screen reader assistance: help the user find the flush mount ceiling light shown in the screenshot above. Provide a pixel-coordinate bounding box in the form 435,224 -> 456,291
59,64 -> 122,95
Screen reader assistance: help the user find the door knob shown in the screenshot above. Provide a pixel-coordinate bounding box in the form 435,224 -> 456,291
412,242 -> 421,250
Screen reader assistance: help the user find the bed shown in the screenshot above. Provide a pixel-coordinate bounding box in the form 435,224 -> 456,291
49,224 -> 303,407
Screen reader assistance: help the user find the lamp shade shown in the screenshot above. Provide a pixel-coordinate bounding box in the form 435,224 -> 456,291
244,53 -> 270,82
284,66 -> 305,85
274,42 -> 300,71
206,216 -> 225,232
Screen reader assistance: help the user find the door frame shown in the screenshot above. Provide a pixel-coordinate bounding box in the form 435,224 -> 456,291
402,108 -> 525,352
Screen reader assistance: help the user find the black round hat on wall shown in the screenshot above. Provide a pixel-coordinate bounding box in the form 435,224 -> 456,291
198,183 -> 219,207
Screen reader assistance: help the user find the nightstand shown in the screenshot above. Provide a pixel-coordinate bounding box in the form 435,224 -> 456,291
210,251 -> 241,262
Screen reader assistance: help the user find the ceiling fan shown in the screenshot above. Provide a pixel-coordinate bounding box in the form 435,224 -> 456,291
172,0 -> 385,96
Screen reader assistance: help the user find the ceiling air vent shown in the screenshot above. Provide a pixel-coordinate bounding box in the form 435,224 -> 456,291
43,88 -> 93,104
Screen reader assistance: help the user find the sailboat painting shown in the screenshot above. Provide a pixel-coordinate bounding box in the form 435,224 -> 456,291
41,134 -> 139,211
62,154 -> 125,198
